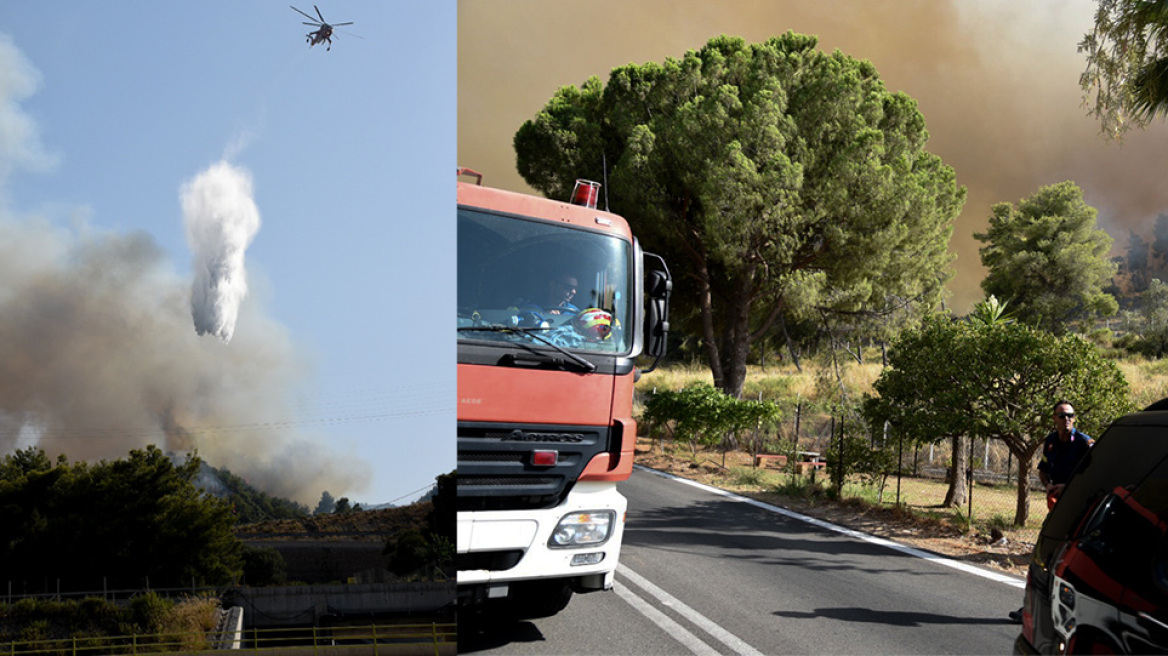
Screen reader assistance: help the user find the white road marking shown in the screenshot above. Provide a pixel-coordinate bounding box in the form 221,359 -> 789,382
614,582 -> 722,656
619,566 -> 767,656
634,464 -> 1027,590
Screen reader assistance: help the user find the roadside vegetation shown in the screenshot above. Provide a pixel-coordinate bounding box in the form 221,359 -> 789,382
0,593 -> 220,653
635,344 -> 1168,548
0,448 -> 453,642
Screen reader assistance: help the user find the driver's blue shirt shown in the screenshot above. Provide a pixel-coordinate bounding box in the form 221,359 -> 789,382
1037,429 -> 1094,485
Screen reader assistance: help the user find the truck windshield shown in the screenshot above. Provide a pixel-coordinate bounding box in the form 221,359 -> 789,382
458,207 -> 633,354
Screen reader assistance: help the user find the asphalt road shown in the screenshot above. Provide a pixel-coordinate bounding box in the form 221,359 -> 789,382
460,467 -> 1026,654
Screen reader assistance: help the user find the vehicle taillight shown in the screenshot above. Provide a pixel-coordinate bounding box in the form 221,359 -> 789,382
571,179 -> 600,209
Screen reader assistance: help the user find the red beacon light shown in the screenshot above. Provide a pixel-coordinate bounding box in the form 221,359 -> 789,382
570,179 -> 600,209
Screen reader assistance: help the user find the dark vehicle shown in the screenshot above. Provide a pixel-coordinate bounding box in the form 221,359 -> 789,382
1016,400 -> 1168,654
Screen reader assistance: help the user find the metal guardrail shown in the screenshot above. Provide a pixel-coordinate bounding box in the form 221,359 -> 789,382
3,585 -> 224,606
0,622 -> 457,655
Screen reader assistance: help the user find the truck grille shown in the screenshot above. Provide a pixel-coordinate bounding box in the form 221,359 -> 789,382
457,422 -> 610,511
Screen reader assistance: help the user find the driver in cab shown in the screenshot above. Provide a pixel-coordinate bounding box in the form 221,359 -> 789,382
515,274 -> 580,316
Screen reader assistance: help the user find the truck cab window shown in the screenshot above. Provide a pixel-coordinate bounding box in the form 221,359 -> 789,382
457,208 -> 632,354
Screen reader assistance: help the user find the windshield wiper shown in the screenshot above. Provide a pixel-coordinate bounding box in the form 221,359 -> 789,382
458,324 -> 596,372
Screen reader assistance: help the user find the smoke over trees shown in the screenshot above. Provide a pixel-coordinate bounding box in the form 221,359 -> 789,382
0,214 -> 371,505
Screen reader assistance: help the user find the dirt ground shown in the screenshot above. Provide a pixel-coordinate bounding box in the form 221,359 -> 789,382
633,439 -> 1032,580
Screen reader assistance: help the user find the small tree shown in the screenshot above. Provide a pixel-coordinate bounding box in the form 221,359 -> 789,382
1127,278 -> 1168,356
863,315 -> 974,508
241,545 -> 287,586
314,490 -> 336,515
868,308 -> 1134,526
975,181 -> 1118,334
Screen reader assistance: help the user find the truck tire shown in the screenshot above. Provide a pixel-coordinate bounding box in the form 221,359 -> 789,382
508,579 -> 574,619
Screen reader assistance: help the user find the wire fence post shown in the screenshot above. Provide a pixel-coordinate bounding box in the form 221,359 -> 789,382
835,413 -> 845,493
895,423 -> 903,507
967,433 -> 975,529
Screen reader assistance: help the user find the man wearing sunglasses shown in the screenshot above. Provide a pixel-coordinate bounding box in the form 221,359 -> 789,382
1008,400 -> 1097,624
543,275 -> 579,315
1037,400 -> 1095,510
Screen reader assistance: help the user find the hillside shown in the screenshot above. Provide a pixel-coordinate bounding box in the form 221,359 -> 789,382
234,501 -> 433,542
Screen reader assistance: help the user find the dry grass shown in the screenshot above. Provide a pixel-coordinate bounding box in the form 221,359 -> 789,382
640,352 -> 1168,408
159,597 -> 221,651
1118,358 -> 1168,407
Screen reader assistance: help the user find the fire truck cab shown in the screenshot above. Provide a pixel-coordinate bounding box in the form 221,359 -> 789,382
456,170 -> 670,618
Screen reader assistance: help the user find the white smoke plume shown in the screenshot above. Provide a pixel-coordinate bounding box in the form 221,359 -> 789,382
182,161 -> 261,343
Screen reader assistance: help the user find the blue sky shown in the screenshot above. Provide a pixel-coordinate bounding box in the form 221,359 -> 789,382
0,2 -> 455,506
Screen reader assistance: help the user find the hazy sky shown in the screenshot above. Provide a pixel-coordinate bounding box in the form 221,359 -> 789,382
458,0 -> 1168,312
0,2 -> 455,506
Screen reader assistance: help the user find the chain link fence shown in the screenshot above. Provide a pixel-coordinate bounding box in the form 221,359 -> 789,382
777,405 -> 1049,544
638,387 -> 1051,545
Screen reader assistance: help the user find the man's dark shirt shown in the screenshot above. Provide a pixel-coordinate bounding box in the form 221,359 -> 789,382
1037,428 -> 1094,485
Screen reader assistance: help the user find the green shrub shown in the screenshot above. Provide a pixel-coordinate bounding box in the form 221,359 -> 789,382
241,545 -> 288,586
984,514 -> 1012,531
772,474 -> 827,501
129,592 -> 174,633
641,384 -> 784,457
730,467 -> 767,487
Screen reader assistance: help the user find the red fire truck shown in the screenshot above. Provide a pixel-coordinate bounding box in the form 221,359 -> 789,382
456,169 -> 671,618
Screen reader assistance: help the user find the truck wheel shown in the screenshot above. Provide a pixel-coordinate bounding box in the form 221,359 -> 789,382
509,580 -> 574,619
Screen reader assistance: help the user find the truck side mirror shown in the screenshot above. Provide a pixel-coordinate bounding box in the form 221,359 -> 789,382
641,255 -> 671,374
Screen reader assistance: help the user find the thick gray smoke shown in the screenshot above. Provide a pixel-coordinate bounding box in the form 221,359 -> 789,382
182,161 -> 261,343
0,214 -> 371,504
0,36 -> 370,505
458,0 -> 1168,311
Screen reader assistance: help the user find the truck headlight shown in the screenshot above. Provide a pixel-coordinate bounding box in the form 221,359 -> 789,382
549,510 -> 615,548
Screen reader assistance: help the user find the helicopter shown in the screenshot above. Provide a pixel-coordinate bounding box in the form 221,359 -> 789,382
290,5 -> 353,51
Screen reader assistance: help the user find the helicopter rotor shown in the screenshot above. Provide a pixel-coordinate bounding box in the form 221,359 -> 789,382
290,5 -> 319,22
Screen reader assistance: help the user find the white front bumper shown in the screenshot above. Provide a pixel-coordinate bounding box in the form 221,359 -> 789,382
457,481 -> 627,586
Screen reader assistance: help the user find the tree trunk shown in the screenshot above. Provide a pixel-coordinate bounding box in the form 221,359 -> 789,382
943,434 -> 968,508
696,261 -> 724,390
716,278 -> 755,398
780,314 -> 802,372
719,335 -> 751,398
1015,452 -> 1035,527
